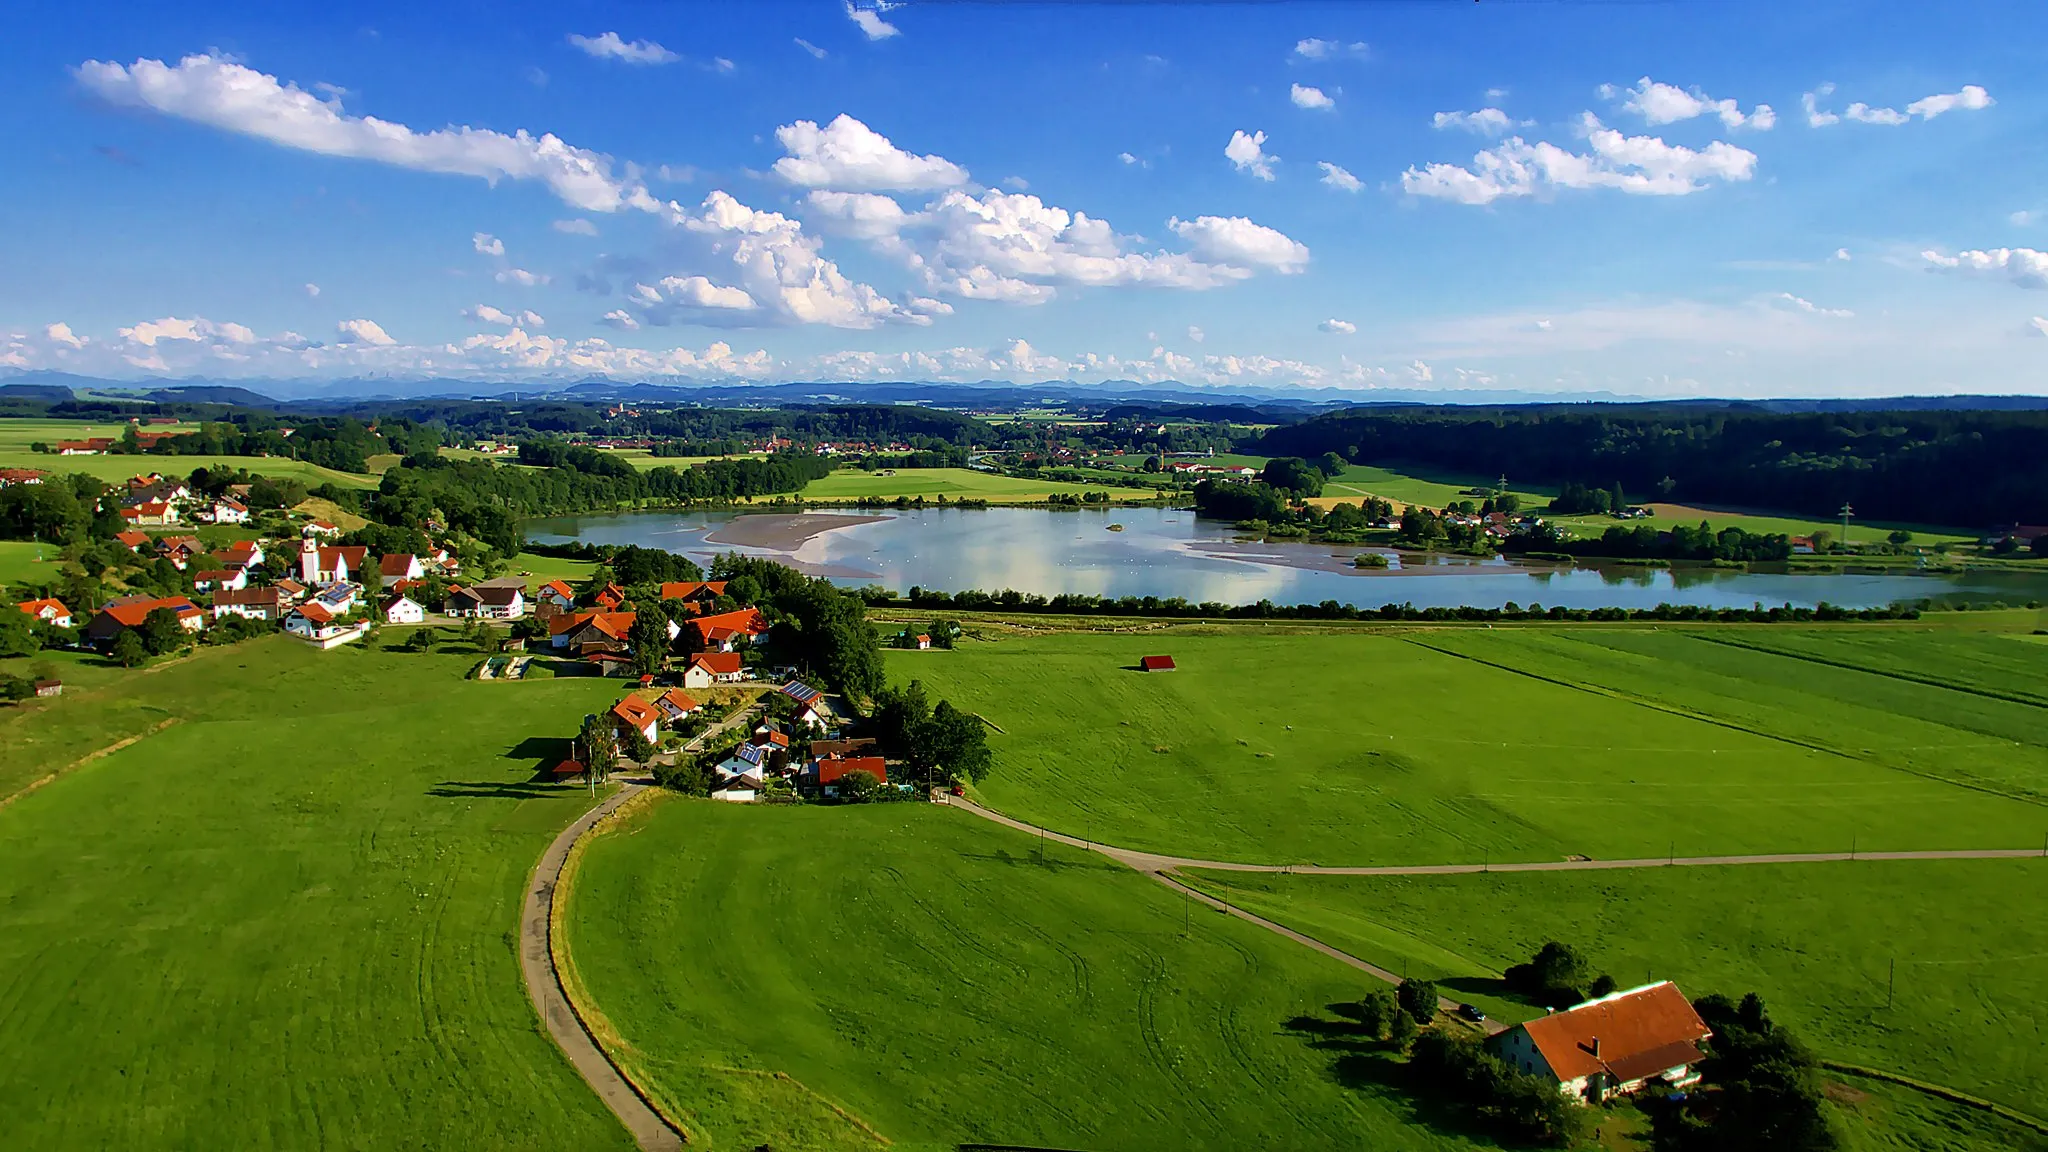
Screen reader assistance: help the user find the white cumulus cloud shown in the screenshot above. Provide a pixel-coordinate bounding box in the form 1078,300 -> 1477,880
467,304 -> 515,326
1319,319 -> 1356,334
303,282 -> 321,297
75,54 -> 658,213
495,268 -> 549,286
1291,84 -> 1334,110
473,232 -> 504,256
1433,108 -> 1523,135
1922,247 -> 2048,288
2029,317 -> 2048,338
566,32 -> 678,65
1403,114 -> 1757,205
1805,83 -> 1993,127
1293,39 -> 1366,61
336,318 -> 395,345
45,323 -> 86,348
1604,77 -> 1774,130
795,38 -> 827,59
845,2 -> 901,40
773,114 -> 968,190
1167,215 -> 1310,273
1186,326 -> 1205,343
553,218 -> 598,236
1317,161 -> 1362,192
1225,130 -> 1276,180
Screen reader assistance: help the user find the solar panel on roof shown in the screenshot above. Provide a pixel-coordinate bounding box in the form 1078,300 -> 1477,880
780,681 -> 822,704
736,743 -> 765,765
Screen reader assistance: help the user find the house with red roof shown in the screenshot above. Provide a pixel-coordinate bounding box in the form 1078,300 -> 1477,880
298,538 -> 367,585
84,596 -> 206,646
1139,655 -> 1176,672
593,582 -> 627,611
220,540 -> 264,570
285,602 -> 365,646
610,695 -> 662,747
681,650 -> 745,688
16,598 -> 72,628
811,755 -> 888,797
535,580 -> 577,616
378,553 -> 424,587
190,567 -> 247,594
114,530 -> 152,551
0,467 -> 46,487
1487,982 -> 1712,1104
212,586 -> 285,621
658,580 -> 728,604
653,688 -> 701,723
203,498 -> 249,525
550,610 -> 637,651
121,501 -> 177,527
684,608 -> 770,653
301,519 -> 340,538
381,594 -> 425,625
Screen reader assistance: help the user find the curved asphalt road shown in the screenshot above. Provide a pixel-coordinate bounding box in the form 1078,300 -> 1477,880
521,781 -> 685,1152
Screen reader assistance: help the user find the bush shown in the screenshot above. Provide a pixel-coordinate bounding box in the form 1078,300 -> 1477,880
1409,1032 -> 1585,1147
1396,978 -> 1439,1024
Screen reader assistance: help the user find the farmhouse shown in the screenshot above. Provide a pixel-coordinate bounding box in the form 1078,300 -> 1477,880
551,610 -> 637,651
122,501 -> 178,527
535,580 -> 577,615
653,688 -> 701,723
610,696 -> 662,746
301,519 -> 340,538
810,755 -> 888,797
1140,655 -> 1176,672
379,554 -> 424,587
444,587 -> 485,617
16,598 -> 72,628
155,536 -> 206,569
1485,982 -> 1711,1104
684,608 -> 770,652
475,585 -> 525,620
285,603 -> 365,646
212,586 -> 286,621
0,467 -> 46,486
682,651 -> 745,688
34,679 -> 62,698
381,594 -> 425,625
85,596 -> 206,645
780,680 -> 828,729
659,580 -> 727,606
190,567 -> 247,594
204,498 -> 250,524
221,540 -> 264,570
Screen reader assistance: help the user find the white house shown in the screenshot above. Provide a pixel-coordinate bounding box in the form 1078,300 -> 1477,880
302,519 -> 341,538
381,594 -> 425,625
682,651 -> 746,689
206,498 -> 250,524
379,553 -> 425,588
285,603 -> 366,647
1486,982 -> 1711,1104
16,598 -> 72,628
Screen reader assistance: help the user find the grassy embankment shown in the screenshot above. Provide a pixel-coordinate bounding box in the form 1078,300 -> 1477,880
889,628 -> 2048,866
0,635 -> 631,1148
0,417 -> 379,489
562,799 -> 1488,1152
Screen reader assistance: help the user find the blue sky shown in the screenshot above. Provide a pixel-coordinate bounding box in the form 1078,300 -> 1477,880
3,0 -> 2045,396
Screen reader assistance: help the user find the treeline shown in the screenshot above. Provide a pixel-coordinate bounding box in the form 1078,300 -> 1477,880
1512,521 -> 1795,562
348,450 -> 832,554
29,415 -> 439,473
1252,406 -> 2048,526
521,541 -> 706,586
885,586 -> 1921,624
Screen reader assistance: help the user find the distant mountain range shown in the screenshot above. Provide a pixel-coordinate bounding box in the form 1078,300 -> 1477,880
5,369 -> 2048,415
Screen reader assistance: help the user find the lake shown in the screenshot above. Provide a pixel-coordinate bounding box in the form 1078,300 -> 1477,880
524,506 -> 2048,611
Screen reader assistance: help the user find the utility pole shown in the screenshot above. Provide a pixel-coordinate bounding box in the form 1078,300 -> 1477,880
1851,834 -> 1857,861
1840,502 -> 1854,549
1887,958 -> 1896,1008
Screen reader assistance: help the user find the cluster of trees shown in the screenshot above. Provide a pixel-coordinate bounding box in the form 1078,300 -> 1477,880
1511,521 -> 1795,562
1408,1030 -> 1585,1146
1251,405 -> 2048,527
869,679 -> 992,785
886,585 -> 1923,625
1649,994 -> 1838,1152
1046,490 -> 1113,506
30,415 -> 435,474
1503,942 -> 1618,1008
709,554 -> 884,699
0,474 -> 122,542
1550,480 -> 1632,516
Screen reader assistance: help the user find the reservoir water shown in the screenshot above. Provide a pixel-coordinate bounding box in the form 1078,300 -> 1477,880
524,506 -> 2048,611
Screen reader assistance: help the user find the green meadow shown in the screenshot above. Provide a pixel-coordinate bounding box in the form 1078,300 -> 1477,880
0,538 -> 62,586
0,636 -> 630,1149
890,628 -> 2048,864
0,418 -> 378,488
562,799 -> 1485,1152
800,465 -> 1151,503
1179,860 -> 2048,1125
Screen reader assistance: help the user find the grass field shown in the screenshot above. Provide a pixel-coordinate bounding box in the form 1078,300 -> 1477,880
0,538 -> 62,587
563,798 -> 1488,1152
891,628 -> 2048,864
508,549 -> 599,586
0,418 -> 378,488
0,636 -> 632,1148
1546,503 -> 1975,548
1179,860 -> 2048,1127
800,466 -> 1159,503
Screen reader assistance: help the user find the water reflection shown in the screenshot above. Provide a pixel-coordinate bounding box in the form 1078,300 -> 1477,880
524,506 -> 2047,611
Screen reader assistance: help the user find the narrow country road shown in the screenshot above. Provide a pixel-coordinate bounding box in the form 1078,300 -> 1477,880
944,796 -> 2047,877
942,795 -> 2046,1028
518,699 -> 767,1150
521,781 -> 685,1152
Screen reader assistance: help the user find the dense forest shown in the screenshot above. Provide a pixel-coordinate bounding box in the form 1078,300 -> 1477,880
1253,406 -> 2048,526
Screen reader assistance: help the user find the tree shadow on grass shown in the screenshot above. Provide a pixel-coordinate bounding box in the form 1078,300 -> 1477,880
952,848 -> 1127,875
428,779 -> 571,799
1282,1003 -> 1507,1145
506,735 -> 573,763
